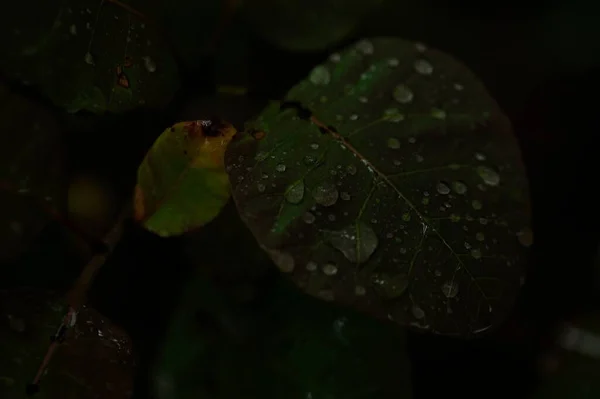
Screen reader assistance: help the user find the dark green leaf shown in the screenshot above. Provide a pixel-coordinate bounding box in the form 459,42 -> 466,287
225,38 -> 531,337
242,0 -> 383,52
0,0 -> 179,113
152,272 -> 412,399
0,289 -> 134,398
0,84 -> 64,262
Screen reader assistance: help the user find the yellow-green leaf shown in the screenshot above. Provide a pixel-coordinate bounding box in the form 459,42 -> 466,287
134,119 -> 236,237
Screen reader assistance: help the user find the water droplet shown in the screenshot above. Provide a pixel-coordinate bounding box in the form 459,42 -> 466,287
383,108 -> 405,122
306,261 -> 318,271
330,221 -> 378,264
84,52 -> 94,65
346,164 -> 357,175
267,249 -> 295,273
358,96 -> 368,103
411,304 -> 425,319
475,232 -> 485,241
356,39 -> 374,54
377,274 -> 409,298
436,182 -> 451,195
285,180 -> 305,204
257,183 -> 266,192
276,163 -> 286,172
312,181 -> 339,207
340,191 -> 351,201
303,212 -> 316,224
387,137 -> 401,149
310,143 -> 319,150
451,181 -> 468,194
393,84 -> 414,104
441,280 -> 459,298
517,227 -> 533,247
431,108 -> 446,120
414,59 -> 433,75
474,152 -> 486,161
471,200 -> 482,210
322,263 -> 338,276
142,56 -> 156,72
476,166 -> 500,186
309,65 -> 330,85
303,155 -> 316,165
408,137 -> 416,144
349,114 -> 359,121
471,248 -> 482,259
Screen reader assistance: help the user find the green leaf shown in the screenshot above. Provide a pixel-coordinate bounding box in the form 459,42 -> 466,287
134,119 -> 236,237
0,289 -> 134,399
0,0 -> 179,114
152,272 -> 412,399
241,0 -> 383,52
0,84 -> 65,263
224,38 -> 531,337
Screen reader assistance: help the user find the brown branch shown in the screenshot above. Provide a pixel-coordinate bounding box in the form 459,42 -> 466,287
27,202 -> 131,394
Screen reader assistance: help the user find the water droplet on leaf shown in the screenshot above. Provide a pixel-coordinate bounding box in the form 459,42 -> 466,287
309,65 -> 330,85
436,182 -> 450,195
276,163 -> 286,172
303,212 -> 316,224
142,56 -> 156,72
414,59 -> 433,75
452,181 -> 468,194
329,221 -> 378,264
393,84 -> 414,104
476,166 -> 500,186
322,263 -> 338,276
312,181 -> 339,206
267,249 -> 295,273
441,280 -> 459,298
285,180 -> 305,204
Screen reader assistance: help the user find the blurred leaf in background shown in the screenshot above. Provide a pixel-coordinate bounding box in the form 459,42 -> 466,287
152,271 -> 412,399
241,0 -> 383,52
533,313 -> 600,399
0,0 -> 179,114
225,37 -> 531,337
0,83 -> 65,264
0,289 -> 134,399
134,119 -> 236,237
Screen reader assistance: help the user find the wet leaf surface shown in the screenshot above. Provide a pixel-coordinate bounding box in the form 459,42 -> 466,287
0,0 -> 179,113
152,272 -> 412,399
242,0 -> 382,52
134,120 -> 236,237
225,38 -> 531,337
0,289 -> 134,399
0,84 -> 64,263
